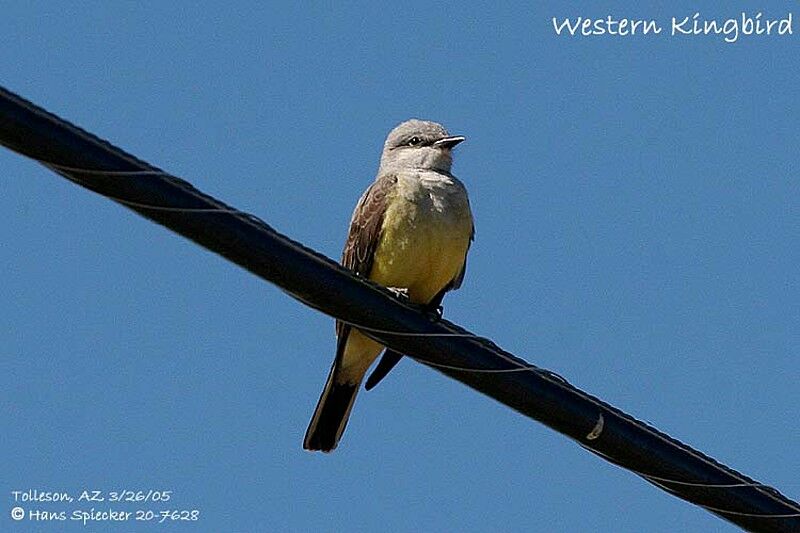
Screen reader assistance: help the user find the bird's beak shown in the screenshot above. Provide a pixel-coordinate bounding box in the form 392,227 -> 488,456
433,135 -> 465,150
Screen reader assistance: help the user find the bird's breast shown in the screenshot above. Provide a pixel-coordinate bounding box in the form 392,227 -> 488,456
370,172 -> 473,304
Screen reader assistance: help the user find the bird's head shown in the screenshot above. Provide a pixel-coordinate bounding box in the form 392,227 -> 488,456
379,119 -> 464,174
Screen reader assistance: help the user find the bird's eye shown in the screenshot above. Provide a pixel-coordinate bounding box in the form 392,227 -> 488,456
407,136 -> 421,146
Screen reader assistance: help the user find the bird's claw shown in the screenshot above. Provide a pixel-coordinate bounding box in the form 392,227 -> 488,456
426,305 -> 443,322
388,287 -> 410,301
387,287 -> 442,322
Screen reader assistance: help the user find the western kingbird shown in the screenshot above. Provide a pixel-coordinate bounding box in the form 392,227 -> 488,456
303,119 -> 474,452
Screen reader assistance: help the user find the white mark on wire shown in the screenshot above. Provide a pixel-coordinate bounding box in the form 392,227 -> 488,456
586,413 -> 604,441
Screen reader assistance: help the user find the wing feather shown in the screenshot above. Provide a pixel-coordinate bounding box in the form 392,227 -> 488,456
449,221 -> 474,291
335,173 -> 397,339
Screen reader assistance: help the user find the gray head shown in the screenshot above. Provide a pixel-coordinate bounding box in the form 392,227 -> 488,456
378,119 -> 464,174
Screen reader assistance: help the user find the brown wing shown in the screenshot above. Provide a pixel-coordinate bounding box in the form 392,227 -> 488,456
335,173 -> 397,339
450,220 -> 475,291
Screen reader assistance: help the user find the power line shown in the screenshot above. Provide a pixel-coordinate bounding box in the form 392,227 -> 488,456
0,86 -> 797,532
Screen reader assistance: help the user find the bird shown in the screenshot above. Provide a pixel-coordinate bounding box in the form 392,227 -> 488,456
303,119 -> 474,452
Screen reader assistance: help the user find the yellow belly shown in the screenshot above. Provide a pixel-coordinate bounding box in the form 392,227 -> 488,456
369,186 -> 472,304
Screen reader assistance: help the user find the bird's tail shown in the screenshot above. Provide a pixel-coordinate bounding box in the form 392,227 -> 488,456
303,363 -> 359,452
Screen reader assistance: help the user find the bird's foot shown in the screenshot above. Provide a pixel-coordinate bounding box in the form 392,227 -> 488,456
387,287 -> 442,322
426,305 -> 444,322
387,287 -> 410,301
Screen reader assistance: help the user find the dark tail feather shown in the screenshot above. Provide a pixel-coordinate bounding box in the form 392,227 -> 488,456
365,350 -> 403,391
303,367 -> 359,452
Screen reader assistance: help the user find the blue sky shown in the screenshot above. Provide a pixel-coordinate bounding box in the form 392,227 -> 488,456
2,2 -> 798,532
